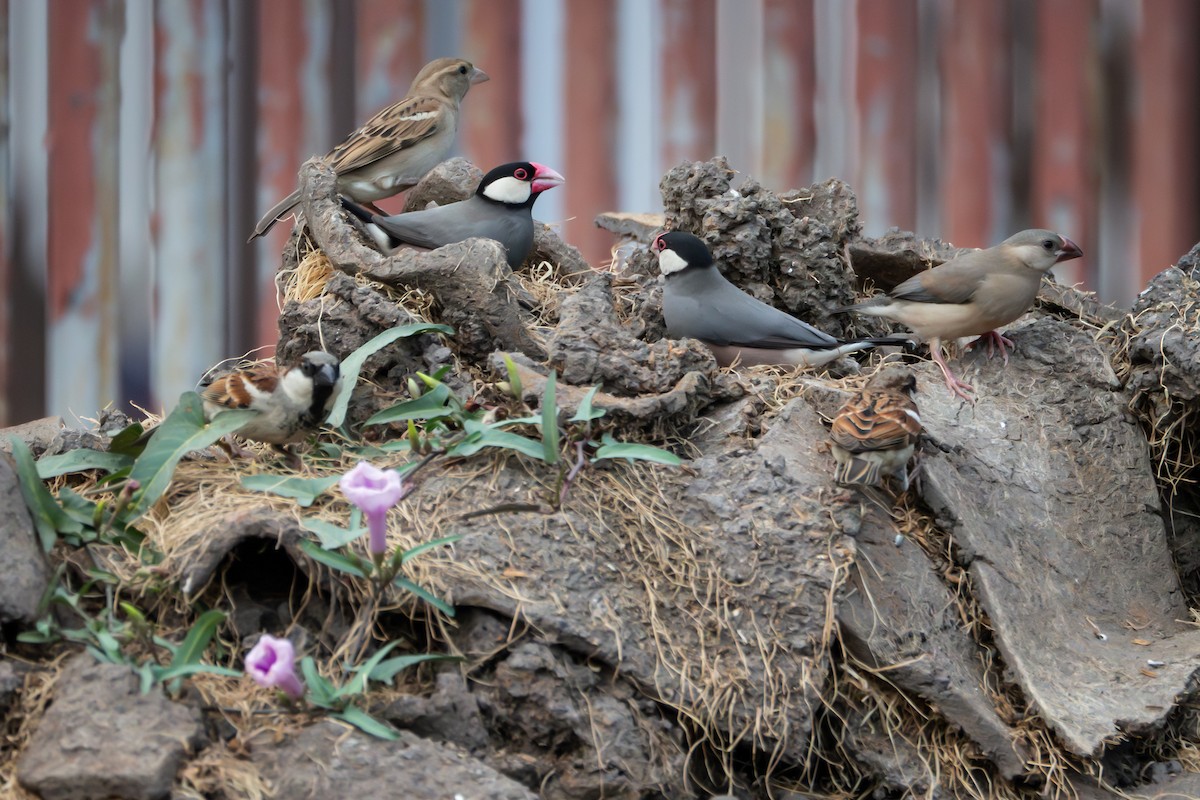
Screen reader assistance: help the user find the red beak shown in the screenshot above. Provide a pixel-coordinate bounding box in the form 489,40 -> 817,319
1056,236 -> 1083,263
529,163 -> 565,193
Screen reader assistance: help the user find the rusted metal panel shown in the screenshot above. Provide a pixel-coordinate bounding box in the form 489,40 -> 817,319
812,0 -> 854,186
855,0 -> 918,234
46,0 -> 121,419
0,0 -> 10,424
1030,0 -> 1097,290
1133,0 -> 1200,295
461,0 -> 521,176
763,0 -> 815,192
937,0 -> 1011,248
151,0 -> 230,404
716,0 -> 764,177
660,0 -> 714,175
616,0 -> 661,213
563,0 -> 617,267
519,0 -> 563,223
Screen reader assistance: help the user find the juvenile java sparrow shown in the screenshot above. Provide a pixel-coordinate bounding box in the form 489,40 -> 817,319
652,231 -> 910,368
200,351 -> 342,450
836,229 -> 1082,400
250,57 -> 488,240
830,366 -> 922,493
341,161 -> 565,269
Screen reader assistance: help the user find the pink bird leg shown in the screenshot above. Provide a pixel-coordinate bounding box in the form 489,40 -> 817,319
965,330 -> 1015,365
930,340 -> 976,402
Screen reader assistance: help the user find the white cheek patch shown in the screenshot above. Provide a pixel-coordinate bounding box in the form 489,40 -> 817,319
483,176 -> 532,205
1011,243 -> 1057,270
904,408 -> 922,427
280,367 -> 314,406
657,248 -> 690,276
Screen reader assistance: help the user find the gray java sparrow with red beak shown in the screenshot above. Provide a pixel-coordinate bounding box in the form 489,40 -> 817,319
341,161 -> 564,269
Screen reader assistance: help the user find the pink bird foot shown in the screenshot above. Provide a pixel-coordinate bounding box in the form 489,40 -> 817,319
965,330 -> 1015,365
930,341 -> 976,403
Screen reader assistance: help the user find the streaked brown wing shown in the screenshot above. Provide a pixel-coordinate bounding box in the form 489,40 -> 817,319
830,389 -> 921,454
328,96 -> 446,174
201,363 -> 279,409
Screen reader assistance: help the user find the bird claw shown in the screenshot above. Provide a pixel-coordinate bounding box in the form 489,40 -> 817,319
966,331 -> 1014,365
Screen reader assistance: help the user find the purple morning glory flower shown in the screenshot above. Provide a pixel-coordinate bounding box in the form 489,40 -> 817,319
245,634 -> 304,700
340,461 -> 408,556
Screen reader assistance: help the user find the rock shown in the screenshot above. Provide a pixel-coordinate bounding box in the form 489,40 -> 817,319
836,506 -> 1027,778
383,669 -> 489,754
845,227 -> 967,290
0,416 -> 66,455
401,157 -> 481,211
0,660 -> 24,715
915,316 -> 1200,757
250,721 -> 537,800
841,704 -> 946,798
0,453 -> 49,626
594,211 -> 665,243
17,653 -> 204,800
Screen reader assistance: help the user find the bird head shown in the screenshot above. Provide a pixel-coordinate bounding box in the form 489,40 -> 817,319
413,57 -> 489,101
868,365 -> 918,397
478,162 -> 565,207
651,230 -> 714,276
1003,229 -> 1084,272
298,351 -> 341,389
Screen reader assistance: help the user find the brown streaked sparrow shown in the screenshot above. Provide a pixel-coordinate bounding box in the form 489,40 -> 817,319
830,367 -> 922,493
250,57 -> 489,240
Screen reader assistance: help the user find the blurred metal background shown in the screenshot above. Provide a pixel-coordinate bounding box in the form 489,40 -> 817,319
3,0 -> 1198,425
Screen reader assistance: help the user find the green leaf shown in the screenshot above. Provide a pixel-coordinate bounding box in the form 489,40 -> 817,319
593,436 -> 682,466
108,422 -> 147,457
36,450 -> 133,479
325,323 -> 455,428
9,436 -> 82,551
153,663 -> 243,683
301,656 -> 336,708
334,705 -> 399,740
299,539 -> 368,578
541,371 -> 560,465
337,641 -> 401,699
447,428 -> 545,461
127,393 -> 259,517
369,653 -> 462,685
239,474 -> 340,507
170,610 -> 227,668
400,534 -> 461,565
301,518 -> 364,549
570,386 -> 606,423
502,353 -> 524,398
364,383 -> 454,426
393,576 -> 455,617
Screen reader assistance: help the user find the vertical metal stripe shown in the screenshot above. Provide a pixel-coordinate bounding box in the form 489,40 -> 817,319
812,0 -> 855,185
716,0 -> 764,178
520,0 -> 564,223
616,0 -> 661,213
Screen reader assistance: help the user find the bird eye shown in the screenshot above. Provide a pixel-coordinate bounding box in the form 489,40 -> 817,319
1042,239 -> 1055,250
458,65 -> 468,75
514,167 -> 529,180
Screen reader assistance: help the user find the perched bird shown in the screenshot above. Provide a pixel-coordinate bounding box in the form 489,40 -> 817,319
341,161 -> 565,268
835,229 -> 1082,400
829,366 -> 922,493
250,57 -> 489,240
651,231 -> 910,368
201,351 -> 342,454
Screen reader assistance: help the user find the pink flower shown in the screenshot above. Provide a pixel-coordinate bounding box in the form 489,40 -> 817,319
340,461 -> 408,556
245,634 -> 304,700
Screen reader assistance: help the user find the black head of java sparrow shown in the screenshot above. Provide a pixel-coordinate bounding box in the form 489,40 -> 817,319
829,366 -> 921,494
834,229 -> 1082,401
340,161 -> 565,269
250,57 -> 489,241
200,351 -> 342,463
650,231 -> 912,368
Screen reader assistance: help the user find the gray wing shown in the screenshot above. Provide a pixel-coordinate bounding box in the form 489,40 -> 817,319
664,272 -> 840,349
373,198 -> 531,259
890,249 -> 992,305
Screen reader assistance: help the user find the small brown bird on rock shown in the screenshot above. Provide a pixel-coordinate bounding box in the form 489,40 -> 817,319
830,366 -> 922,493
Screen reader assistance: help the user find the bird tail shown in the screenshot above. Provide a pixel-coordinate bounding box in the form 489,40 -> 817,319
829,297 -> 891,315
248,189 -> 302,242
340,196 -> 377,224
856,335 -> 917,350
834,455 -> 883,488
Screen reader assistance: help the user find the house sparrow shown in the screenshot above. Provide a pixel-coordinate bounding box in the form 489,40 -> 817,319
651,231 -> 910,368
341,161 -> 565,269
201,351 -> 342,453
836,229 -> 1082,400
830,366 -> 921,493
250,57 -> 489,241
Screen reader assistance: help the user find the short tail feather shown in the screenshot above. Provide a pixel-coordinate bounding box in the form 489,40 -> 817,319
249,189 -> 301,242
834,456 -> 882,488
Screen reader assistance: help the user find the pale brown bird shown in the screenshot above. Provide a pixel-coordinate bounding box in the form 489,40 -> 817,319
837,229 -> 1082,400
830,367 -> 921,493
250,57 -> 489,240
